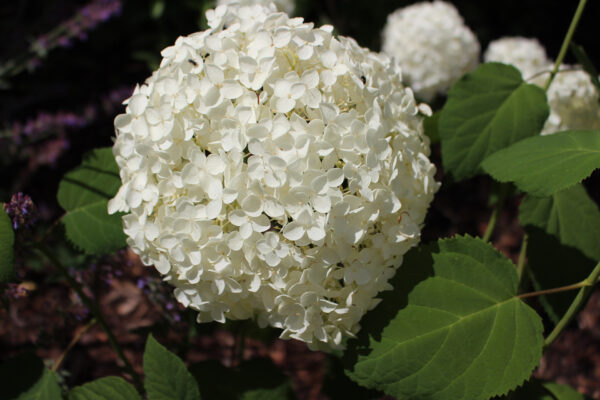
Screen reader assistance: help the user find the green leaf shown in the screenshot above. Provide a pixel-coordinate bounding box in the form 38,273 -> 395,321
69,377 -> 141,400
343,235 -> 544,400
519,184 -> 600,262
526,227 -> 595,323
543,382 -> 590,400
439,62 -> 549,181
190,359 -> 295,400
0,206 -> 15,282
570,43 -> 600,95
144,334 -> 201,400
423,111 -> 441,145
0,352 -> 62,400
508,378 -> 590,399
482,130 -> 600,196
57,148 -> 127,255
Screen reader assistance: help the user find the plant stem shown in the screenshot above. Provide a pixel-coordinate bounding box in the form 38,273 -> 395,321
543,261 -> 600,349
52,318 -> 97,372
543,0 -> 588,91
483,184 -> 507,242
35,243 -> 143,390
516,233 -> 528,287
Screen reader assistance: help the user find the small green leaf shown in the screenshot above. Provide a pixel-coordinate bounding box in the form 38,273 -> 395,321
0,352 -> 62,400
343,235 -> 544,400
439,62 -> 549,181
0,206 -> 15,282
543,382 -> 590,399
190,358 -> 295,400
508,378 -> 590,399
519,184 -> 600,262
570,43 -> 600,96
69,377 -> 141,400
57,148 -> 127,255
144,334 -> 201,400
482,130 -> 600,196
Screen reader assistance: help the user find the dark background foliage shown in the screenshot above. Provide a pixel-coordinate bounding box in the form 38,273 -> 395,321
1,1 -> 599,398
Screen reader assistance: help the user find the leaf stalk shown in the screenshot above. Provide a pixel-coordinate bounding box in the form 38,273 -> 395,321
543,0 -> 588,91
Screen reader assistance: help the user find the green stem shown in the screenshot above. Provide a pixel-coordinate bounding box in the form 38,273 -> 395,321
543,0 -> 588,91
483,184 -> 507,242
543,261 -> 600,349
516,233 -> 528,288
35,243 -> 143,389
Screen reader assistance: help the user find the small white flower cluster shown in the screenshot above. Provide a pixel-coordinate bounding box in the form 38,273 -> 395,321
109,3 -> 438,350
217,0 -> 294,15
381,1 -> 480,102
483,37 -> 549,80
484,37 -> 600,135
539,67 -> 600,135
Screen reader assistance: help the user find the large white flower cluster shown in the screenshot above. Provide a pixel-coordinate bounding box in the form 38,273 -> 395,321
484,37 -> 600,135
484,37 -> 550,80
217,0 -> 294,15
109,3 -> 438,350
381,1 -> 480,102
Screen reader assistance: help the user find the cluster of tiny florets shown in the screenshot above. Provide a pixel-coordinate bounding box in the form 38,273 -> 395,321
217,0 -> 294,15
484,37 -> 550,80
484,37 -> 600,135
381,1 -> 480,102
109,3 -> 438,350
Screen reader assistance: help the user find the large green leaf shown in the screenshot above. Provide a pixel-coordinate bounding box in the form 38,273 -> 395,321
0,206 -> 15,282
343,235 -> 544,400
519,184 -> 600,262
0,352 -> 62,400
69,377 -> 141,400
57,148 -> 126,255
439,62 -> 549,181
482,131 -> 600,196
190,358 -> 295,400
144,334 -> 201,400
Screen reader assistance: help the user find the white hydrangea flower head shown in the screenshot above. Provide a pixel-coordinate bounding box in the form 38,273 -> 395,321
381,0 -> 480,102
484,37 -> 550,80
109,3 -> 439,350
217,0 -> 294,15
536,65 -> 600,135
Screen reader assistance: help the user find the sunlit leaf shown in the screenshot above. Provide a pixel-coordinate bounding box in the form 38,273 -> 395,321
482,130 -> 600,196
57,148 -> 126,255
344,235 -> 544,400
439,62 -> 549,181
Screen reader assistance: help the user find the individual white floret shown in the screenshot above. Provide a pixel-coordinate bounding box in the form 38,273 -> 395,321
217,0 -> 294,15
484,37 -> 550,80
381,0 -> 480,101
109,3 -> 439,350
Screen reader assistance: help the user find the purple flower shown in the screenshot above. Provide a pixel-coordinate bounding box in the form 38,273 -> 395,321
4,193 -> 37,230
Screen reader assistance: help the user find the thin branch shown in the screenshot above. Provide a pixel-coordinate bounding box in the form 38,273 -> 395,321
52,318 -> 97,372
35,243 -> 143,389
